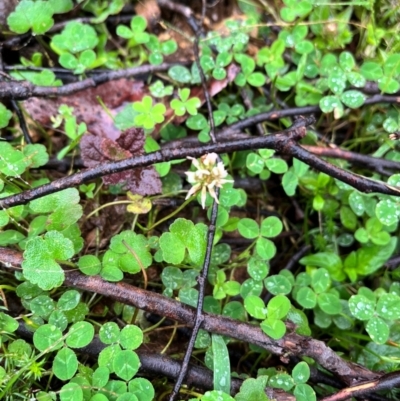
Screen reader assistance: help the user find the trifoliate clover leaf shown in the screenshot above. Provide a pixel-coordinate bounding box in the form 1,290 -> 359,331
132,96 -> 166,130
8,0 -> 72,35
149,80 -> 174,98
104,231 -> 152,274
0,229 -> 25,245
0,313 -> 18,334
159,218 -> 207,265
0,104 -> 12,129
53,347 -> 78,380
168,65 -> 193,83
280,0 -> 312,22
7,0 -> 54,34
77,255 -> 102,276
0,143 -> 48,177
146,34 -> 177,65
52,22 -> 99,54
59,49 -> 96,74
170,88 -> 201,116
116,15 -> 149,44
340,90 -> 366,109
29,188 -> 82,231
234,54 -> 266,87
185,222 -> 208,265
22,231 -> 75,290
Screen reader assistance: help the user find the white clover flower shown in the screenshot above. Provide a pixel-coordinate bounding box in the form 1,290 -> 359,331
185,153 -> 233,208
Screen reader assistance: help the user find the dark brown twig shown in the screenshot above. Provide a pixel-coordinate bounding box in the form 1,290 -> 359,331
4,115 -> 400,210
169,5 -> 218,399
0,247 -> 379,385
0,62 -> 184,100
283,244 -> 312,272
303,145 -> 400,174
319,370 -> 400,401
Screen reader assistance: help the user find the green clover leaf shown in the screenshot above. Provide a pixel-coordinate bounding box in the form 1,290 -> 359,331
170,88 -> 200,116
22,231 -> 75,290
52,21 -> 99,53
234,54 -> 266,87
10,69 -> 62,86
280,0 -> 313,22
149,80 -> 174,98
116,15 -> 149,44
23,144 -> 49,168
133,96 -> 166,130
145,34 -> 177,65
59,49 -> 96,74
159,218 -> 207,265
7,0 -> 54,34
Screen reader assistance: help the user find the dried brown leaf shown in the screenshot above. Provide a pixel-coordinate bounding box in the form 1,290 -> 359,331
80,128 -> 161,196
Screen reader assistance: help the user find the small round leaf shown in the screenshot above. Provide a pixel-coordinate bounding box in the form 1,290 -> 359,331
113,350 -> 140,381
238,218 -> 259,239
53,347 -> 78,380
260,216 -> 283,238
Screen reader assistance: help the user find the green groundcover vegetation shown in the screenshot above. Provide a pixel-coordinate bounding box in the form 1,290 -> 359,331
1,0 -> 400,400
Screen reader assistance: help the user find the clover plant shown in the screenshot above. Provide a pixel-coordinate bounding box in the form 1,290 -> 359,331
145,34 -> 178,65
170,88 -> 201,116
51,105 -> 87,160
51,21 -> 100,74
4,1 -> 400,400
131,96 -> 166,130
82,0 -> 126,23
7,0 -> 73,34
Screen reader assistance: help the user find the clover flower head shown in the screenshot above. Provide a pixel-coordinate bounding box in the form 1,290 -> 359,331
185,153 -> 233,208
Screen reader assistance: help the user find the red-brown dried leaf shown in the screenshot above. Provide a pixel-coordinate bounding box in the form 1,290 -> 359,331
79,134 -> 103,167
115,126 -> 145,155
80,128 -> 161,196
100,137 -> 131,161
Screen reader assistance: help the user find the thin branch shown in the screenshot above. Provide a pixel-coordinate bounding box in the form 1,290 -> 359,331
4,115 -> 400,210
169,8 -> 219,399
303,145 -> 400,174
319,370 -> 400,401
283,244 -> 312,272
0,62 -> 184,100
0,246 -> 379,385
